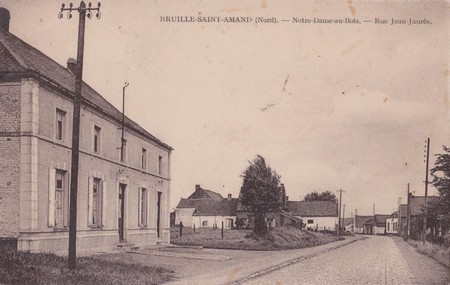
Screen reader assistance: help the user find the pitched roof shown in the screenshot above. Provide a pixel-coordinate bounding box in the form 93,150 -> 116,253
287,201 -> 338,217
0,28 -> 172,150
342,217 -> 354,227
355,215 -> 373,228
374,214 -> 390,226
187,186 -> 223,200
176,198 -> 238,216
409,196 -> 439,216
363,218 -> 376,226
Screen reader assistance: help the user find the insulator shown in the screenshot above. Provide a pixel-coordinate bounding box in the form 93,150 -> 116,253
61,3 -> 65,8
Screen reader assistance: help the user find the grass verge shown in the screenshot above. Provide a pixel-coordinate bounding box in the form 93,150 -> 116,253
0,245 -> 174,285
171,226 -> 344,250
406,239 -> 450,267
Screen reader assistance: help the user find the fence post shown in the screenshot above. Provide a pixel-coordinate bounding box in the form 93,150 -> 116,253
221,221 -> 224,239
193,223 -> 196,232
180,222 -> 183,237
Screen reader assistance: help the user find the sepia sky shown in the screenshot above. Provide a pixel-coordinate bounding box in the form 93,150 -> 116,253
1,0 -> 448,216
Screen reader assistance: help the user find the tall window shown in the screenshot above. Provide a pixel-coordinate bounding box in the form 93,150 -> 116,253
138,188 -> 148,227
158,155 -> 163,175
55,109 -> 66,141
91,178 -> 103,226
120,139 -> 127,162
141,148 -> 147,169
55,170 -> 66,228
93,125 -> 101,153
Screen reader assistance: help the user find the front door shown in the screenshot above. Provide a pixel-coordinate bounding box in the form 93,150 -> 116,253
118,184 -> 126,242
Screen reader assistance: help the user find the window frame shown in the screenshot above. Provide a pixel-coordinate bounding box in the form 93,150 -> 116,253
91,177 -> 103,227
141,148 -> 147,170
138,188 -> 148,227
93,125 -> 101,153
54,169 -> 67,229
158,155 -> 163,175
55,108 -> 66,141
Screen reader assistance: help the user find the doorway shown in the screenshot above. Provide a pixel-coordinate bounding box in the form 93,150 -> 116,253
118,183 -> 126,242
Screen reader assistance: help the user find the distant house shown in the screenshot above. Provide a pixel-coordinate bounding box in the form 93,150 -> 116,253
342,217 -> 354,233
358,214 -> 390,235
354,215 -> 373,234
287,200 -> 338,231
175,185 -> 238,229
386,211 -> 398,235
397,195 -> 440,239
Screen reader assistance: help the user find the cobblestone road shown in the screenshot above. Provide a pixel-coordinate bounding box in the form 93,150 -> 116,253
243,236 -> 445,285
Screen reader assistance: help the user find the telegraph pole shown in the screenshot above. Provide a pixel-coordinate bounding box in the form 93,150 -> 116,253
342,204 -> 346,231
406,183 -> 411,240
58,1 -> 101,269
337,189 -> 344,234
423,138 -> 430,242
121,82 -> 129,161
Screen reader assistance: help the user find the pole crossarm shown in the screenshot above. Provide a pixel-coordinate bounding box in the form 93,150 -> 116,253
59,2 -> 101,20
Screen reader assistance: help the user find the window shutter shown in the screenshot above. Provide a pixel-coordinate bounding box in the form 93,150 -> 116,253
138,188 -> 142,226
88,176 -> 93,226
48,168 -> 56,227
102,180 -> 107,227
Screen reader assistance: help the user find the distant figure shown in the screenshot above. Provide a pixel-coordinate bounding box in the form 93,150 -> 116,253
180,221 -> 184,228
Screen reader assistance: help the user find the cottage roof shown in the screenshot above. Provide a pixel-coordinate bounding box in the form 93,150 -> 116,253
342,217 -> 354,227
355,215 -> 373,228
0,28 -> 172,150
176,198 -> 238,216
374,214 -> 390,226
187,186 -> 223,200
409,196 -> 439,216
287,201 -> 338,217
363,218 -> 376,226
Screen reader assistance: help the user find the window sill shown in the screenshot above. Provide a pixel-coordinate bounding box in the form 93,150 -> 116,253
89,225 -> 104,230
52,227 -> 68,232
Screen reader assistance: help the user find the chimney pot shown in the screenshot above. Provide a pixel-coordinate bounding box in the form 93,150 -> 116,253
0,8 -> 11,32
227,194 -> 232,201
195,184 -> 200,191
67,58 -> 77,74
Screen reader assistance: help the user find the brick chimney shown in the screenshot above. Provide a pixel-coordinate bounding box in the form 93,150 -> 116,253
227,194 -> 232,201
0,8 -> 10,32
195,184 -> 201,191
67,58 -> 77,74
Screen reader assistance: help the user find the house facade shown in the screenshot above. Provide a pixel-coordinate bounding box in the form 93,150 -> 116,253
175,185 -> 238,229
0,13 -> 172,253
287,200 -> 338,231
386,212 -> 398,235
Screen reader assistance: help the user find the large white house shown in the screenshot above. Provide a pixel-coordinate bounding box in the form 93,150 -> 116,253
0,10 -> 172,253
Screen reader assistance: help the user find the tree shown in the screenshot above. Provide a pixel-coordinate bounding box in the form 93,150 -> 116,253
240,155 -> 282,236
430,145 -> 450,235
304,191 -> 337,202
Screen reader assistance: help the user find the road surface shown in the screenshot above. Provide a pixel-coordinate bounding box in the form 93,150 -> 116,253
242,236 -> 448,285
